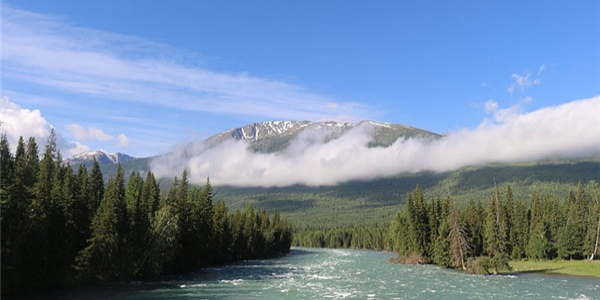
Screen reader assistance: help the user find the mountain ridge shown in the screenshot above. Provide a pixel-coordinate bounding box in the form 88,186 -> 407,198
203,120 -> 441,153
65,150 -> 136,166
66,120 -> 441,164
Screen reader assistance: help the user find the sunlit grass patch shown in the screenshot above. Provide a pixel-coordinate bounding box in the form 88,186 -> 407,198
509,260 -> 600,278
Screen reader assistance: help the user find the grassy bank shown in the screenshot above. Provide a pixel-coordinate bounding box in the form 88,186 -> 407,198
509,260 -> 600,278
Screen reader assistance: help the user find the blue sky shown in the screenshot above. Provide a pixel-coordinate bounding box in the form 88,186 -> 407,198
1,0 -> 599,158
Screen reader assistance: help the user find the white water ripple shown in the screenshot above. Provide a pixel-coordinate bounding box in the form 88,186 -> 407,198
20,248 -> 600,300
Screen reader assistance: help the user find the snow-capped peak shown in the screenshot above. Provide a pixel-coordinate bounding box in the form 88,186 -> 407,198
67,150 -> 135,165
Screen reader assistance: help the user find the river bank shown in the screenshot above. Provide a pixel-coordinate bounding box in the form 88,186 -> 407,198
509,259 -> 600,278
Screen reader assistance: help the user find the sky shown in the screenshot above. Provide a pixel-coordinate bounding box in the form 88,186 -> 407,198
1,1 -> 600,162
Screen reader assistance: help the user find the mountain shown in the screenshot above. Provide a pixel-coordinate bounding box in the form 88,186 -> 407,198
66,150 -> 136,166
204,120 -> 441,153
63,120 -> 600,227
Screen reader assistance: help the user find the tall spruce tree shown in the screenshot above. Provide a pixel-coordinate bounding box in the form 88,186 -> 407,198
558,187 -> 586,259
78,164 -> 129,280
447,199 -> 469,270
484,186 -> 510,274
88,157 -> 104,218
0,135 -> 19,292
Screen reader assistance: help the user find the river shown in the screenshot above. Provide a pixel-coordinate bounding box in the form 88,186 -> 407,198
26,248 -> 599,300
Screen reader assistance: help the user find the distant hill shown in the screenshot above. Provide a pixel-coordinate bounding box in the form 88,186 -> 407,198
214,158 -> 600,227
64,121 -> 600,227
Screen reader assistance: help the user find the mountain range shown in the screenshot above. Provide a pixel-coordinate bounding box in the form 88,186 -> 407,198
64,120 -> 600,227
66,120 -> 440,166
66,150 -> 136,166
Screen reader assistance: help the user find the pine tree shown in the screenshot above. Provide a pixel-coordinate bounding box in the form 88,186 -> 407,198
584,181 -> 600,260
0,135 -> 19,292
212,200 -> 232,263
432,198 -> 451,267
78,164 -> 129,280
463,199 -> 484,256
511,200 -> 529,259
406,186 -> 430,259
28,130 -> 65,287
88,157 -> 104,218
526,221 -> 551,260
126,172 -> 146,276
484,186 -> 510,274
447,199 -> 469,270
558,186 -> 586,259
141,171 -> 160,220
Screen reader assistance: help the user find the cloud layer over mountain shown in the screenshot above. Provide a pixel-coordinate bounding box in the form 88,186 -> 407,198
151,96 -> 600,187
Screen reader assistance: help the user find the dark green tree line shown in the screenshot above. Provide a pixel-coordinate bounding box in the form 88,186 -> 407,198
1,135 -> 292,295
388,183 -> 600,274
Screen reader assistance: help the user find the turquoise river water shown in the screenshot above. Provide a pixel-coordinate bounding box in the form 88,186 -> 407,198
27,248 -> 600,300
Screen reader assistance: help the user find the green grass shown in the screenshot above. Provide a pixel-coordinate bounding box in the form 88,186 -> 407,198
509,260 -> 600,278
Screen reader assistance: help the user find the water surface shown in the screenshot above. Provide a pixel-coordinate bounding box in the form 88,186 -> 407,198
34,248 -> 600,299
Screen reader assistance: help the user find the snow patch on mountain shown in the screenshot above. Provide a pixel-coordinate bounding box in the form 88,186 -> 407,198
67,150 -> 136,165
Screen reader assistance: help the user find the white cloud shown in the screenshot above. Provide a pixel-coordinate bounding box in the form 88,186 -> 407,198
484,97 -> 532,124
0,97 -> 92,156
117,134 -> 131,147
1,5 -> 370,123
0,96 -> 52,148
538,64 -> 547,75
65,141 -> 91,157
508,72 -> 541,94
151,96 -> 600,187
65,124 -> 112,141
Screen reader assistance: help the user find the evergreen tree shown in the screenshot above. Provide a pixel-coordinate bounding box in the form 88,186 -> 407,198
212,200 -> 232,263
432,199 -> 451,267
406,186 -> 430,259
463,199 -> 484,256
126,172 -> 147,276
78,165 -> 129,280
585,181 -> 600,260
447,199 -> 469,270
526,221 -> 551,260
558,186 -> 586,259
0,135 -> 20,293
484,187 -> 510,274
88,157 -> 104,218
511,200 -> 529,259
144,204 -> 180,276
70,164 -> 91,260
140,171 -> 160,220
27,130 -> 67,287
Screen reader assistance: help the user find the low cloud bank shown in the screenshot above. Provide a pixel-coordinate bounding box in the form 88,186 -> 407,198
151,96 -> 600,187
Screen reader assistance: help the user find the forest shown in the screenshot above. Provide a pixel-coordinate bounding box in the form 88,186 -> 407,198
0,132 -> 293,295
294,183 -> 600,274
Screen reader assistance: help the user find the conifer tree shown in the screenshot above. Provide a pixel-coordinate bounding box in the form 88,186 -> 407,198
447,199 -> 469,270
583,181 -> 600,260
28,130 -> 64,287
78,165 -> 129,280
463,199 -> 483,256
526,221 -> 551,260
141,171 -> 160,219
212,200 -> 232,263
432,199 -> 451,267
558,187 -> 586,259
0,135 -> 19,292
88,157 -> 104,217
484,187 -> 510,274
511,200 -> 529,259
